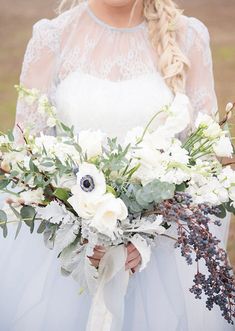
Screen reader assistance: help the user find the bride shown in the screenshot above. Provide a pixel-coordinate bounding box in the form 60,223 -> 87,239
0,0 -> 234,330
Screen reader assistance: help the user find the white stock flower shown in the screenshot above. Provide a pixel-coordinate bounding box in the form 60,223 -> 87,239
218,166 -> 235,188
187,176 -> 229,205
20,188 -> 44,205
37,94 -> 49,114
70,163 -> 106,201
78,129 -> 106,159
89,193 -> 128,238
1,151 -> 27,172
47,117 -> 57,128
213,135 -> 233,157
164,93 -> 191,136
123,127 -> 146,147
23,88 -> 40,105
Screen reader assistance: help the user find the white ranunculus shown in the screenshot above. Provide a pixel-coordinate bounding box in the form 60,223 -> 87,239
36,201 -> 71,224
164,93 -> 191,136
213,135 -> 233,157
89,193 -> 128,238
71,163 -> 106,201
78,129 -> 106,159
20,188 -> 44,205
68,194 -> 99,219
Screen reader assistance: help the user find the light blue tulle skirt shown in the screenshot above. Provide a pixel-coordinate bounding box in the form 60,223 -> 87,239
0,194 -> 234,331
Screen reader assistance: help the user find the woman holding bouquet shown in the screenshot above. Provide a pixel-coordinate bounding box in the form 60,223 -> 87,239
0,0 -> 233,330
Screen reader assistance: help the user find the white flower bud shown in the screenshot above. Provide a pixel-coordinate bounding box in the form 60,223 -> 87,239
225,102 -> 234,113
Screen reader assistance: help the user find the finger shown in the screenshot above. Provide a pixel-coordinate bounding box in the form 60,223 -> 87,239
94,245 -> 106,252
92,250 -> 106,259
88,257 -> 100,268
126,249 -> 140,264
126,243 -> 136,254
125,255 -> 141,270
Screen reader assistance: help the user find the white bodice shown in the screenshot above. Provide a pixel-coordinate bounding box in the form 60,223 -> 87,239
14,0 -> 218,142
55,71 -> 173,140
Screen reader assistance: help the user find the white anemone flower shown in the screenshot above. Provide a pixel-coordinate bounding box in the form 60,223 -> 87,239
70,163 -> 106,201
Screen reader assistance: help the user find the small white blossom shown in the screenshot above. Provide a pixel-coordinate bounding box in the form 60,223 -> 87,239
78,129 -> 106,159
20,188 -> 44,205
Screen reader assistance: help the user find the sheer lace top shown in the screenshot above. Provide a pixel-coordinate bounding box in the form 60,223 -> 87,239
14,1 -> 218,139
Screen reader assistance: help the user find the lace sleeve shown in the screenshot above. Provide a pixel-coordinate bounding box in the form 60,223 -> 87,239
13,19 -> 59,141
185,17 -> 219,124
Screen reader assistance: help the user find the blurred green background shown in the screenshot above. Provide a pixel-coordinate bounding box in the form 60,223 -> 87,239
0,0 -> 234,268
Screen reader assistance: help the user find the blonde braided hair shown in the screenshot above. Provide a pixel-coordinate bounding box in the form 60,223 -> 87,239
57,0 -> 190,94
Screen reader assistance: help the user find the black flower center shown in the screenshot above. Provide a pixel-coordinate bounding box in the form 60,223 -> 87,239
80,175 -> 95,192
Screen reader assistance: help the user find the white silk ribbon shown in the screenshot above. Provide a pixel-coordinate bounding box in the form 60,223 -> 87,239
86,244 -> 129,331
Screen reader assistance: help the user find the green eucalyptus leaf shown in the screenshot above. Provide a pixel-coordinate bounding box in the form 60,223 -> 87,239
37,220 -> 46,234
0,210 -> 7,223
53,188 -> 70,202
15,220 -> 22,239
0,210 -> 8,238
20,206 -> 36,227
225,201 -> 235,214
0,179 -> 10,190
216,204 -> 227,219
175,182 -> 187,192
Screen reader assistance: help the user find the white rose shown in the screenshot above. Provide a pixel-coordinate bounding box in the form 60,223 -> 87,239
68,194 -> 98,219
78,129 -> 106,159
213,135 -> 233,157
89,193 -> 128,238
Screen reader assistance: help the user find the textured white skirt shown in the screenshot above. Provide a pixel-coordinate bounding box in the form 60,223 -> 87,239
0,195 -> 234,331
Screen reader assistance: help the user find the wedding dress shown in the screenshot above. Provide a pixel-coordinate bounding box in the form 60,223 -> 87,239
0,1 -> 234,330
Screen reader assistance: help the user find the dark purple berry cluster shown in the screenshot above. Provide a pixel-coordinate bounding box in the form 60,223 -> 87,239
153,193 -> 235,324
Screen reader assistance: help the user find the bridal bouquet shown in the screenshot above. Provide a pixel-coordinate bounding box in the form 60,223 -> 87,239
0,85 -> 235,327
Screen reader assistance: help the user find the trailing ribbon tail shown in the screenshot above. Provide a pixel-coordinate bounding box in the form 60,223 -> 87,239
86,245 -> 129,331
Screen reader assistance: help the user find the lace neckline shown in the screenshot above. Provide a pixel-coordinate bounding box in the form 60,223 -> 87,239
85,2 -> 146,32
